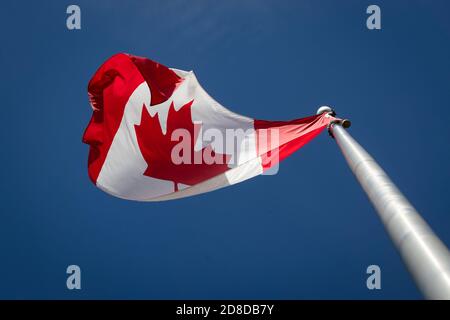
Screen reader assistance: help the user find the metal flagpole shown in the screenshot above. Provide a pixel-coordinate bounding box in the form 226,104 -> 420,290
316,106 -> 450,300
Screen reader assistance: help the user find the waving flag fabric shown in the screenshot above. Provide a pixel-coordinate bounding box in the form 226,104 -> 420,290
83,53 -> 337,201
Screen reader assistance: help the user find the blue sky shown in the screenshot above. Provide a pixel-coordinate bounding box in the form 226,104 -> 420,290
0,0 -> 449,299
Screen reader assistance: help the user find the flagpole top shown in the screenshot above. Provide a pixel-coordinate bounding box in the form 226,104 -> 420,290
316,106 -> 335,116
316,106 -> 351,128
316,105 -> 351,138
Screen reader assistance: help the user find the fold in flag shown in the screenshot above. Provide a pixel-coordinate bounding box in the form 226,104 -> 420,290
83,53 -> 338,201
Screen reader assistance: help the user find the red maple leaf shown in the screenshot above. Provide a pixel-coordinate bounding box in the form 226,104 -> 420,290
135,100 -> 231,192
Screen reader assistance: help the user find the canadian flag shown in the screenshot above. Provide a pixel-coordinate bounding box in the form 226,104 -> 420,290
83,53 -> 337,201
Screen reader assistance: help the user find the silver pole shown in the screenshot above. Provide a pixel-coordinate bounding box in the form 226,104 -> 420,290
318,107 -> 450,299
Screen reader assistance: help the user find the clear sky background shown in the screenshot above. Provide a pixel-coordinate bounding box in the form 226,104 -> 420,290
1,0 -> 449,299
